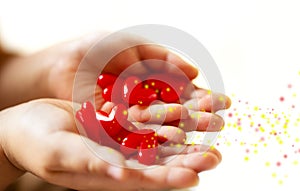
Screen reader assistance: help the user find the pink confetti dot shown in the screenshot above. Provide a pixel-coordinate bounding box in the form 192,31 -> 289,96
288,84 -> 292,88
280,96 -> 285,102
283,154 -> 288,159
228,113 -> 233,117
276,162 -> 281,167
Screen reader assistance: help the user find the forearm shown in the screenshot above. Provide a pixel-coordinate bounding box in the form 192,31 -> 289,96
0,55 -> 51,109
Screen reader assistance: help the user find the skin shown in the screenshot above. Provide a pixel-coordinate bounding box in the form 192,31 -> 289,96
0,33 -> 231,190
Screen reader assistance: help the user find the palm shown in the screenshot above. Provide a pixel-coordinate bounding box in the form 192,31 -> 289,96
3,99 -> 222,190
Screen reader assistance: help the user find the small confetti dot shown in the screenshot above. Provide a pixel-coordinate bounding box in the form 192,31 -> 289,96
279,96 -> 285,102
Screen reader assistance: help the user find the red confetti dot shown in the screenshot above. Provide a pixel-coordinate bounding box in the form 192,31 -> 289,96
228,113 -> 233,117
276,162 -> 281,167
283,154 -> 288,159
280,96 -> 285,102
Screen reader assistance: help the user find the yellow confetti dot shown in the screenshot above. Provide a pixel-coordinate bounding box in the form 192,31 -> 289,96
128,126 -> 134,131
202,153 -> 208,157
176,129 -> 182,134
179,122 -> 185,128
151,82 -> 155,86
298,70 -> 300,75
293,160 -> 298,165
108,148 -> 114,153
168,107 -> 175,113
272,172 -> 277,178
144,84 -> 149,89
265,162 -> 270,167
156,114 -> 161,119
207,90 -> 212,95
122,110 -> 128,116
166,87 -> 170,92
244,156 -> 249,161
259,127 -> 265,132
226,141 -> 231,146
218,96 -> 224,101
254,106 -> 259,111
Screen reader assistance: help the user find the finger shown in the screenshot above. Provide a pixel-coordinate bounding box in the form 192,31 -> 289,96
104,48 -> 149,76
138,166 -> 199,189
103,44 -> 198,80
168,112 -> 224,132
184,89 -> 231,112
47,163 -> 199,190
137,45 -> 198,80
159,144 -> 222,161
133,123 -> 187,144
128,103 -> 189,123
159,152 -> 220,172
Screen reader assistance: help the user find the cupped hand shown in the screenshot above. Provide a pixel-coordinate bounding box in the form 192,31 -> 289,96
43,33 -> 198,102
0,99 -> 223,191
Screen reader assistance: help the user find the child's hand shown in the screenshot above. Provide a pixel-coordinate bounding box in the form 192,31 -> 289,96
0,99 -> 221,190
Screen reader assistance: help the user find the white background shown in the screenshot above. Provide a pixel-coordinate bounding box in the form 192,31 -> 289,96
1,0 -> 300,190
